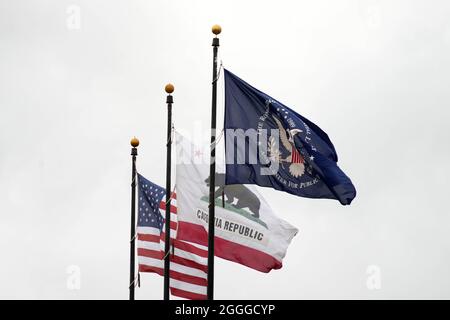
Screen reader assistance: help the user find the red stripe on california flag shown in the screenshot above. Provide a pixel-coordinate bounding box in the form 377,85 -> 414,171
170,287 -> 207,300
177,221 -> 283,273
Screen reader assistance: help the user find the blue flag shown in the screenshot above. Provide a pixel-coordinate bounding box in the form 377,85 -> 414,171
224,69 -> 356,205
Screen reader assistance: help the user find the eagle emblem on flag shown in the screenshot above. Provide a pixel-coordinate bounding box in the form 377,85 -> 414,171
268,115 -> 306,178
224,69 -> 356,204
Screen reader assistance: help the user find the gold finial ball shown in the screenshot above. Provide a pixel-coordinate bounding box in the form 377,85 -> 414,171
165,83 -> 174,94
212,24 -> 221,35
130,137 -> 139,148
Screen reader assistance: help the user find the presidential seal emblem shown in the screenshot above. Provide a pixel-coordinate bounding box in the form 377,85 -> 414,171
257,99 -> 320,190
268,115 -> 305,178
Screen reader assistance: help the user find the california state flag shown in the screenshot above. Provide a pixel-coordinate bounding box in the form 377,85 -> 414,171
175,132 -> 298,272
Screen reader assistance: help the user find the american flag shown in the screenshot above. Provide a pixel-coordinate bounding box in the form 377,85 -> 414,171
136,174 -> 208,300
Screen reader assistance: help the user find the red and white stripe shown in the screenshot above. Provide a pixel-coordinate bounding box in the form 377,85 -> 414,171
177,221 -> 283,273
137,194 -> 208,300
291,146 -> 304,164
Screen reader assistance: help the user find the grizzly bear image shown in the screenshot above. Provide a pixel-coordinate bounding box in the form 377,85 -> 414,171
204,173 -> 261,219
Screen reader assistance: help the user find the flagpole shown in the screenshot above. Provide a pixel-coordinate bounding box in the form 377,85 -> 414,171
207,24 -> 221,300
129,137 -> 139,300
163,83 -> 174,300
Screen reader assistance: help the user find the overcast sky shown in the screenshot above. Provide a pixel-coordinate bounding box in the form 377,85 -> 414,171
1,0 -> 450,299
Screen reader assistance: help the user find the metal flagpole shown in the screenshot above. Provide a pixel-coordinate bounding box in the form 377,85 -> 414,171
207,24 -> 221,300
163,83 -> 174,300
129,137 -> 139,300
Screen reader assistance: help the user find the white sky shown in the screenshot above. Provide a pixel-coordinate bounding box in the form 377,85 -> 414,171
1,0 -> 450,299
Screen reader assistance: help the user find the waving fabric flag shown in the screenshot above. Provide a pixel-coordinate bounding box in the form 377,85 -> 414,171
136,174 -> 207,300
224,69 -> 356,205
175,133 -> 298,273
